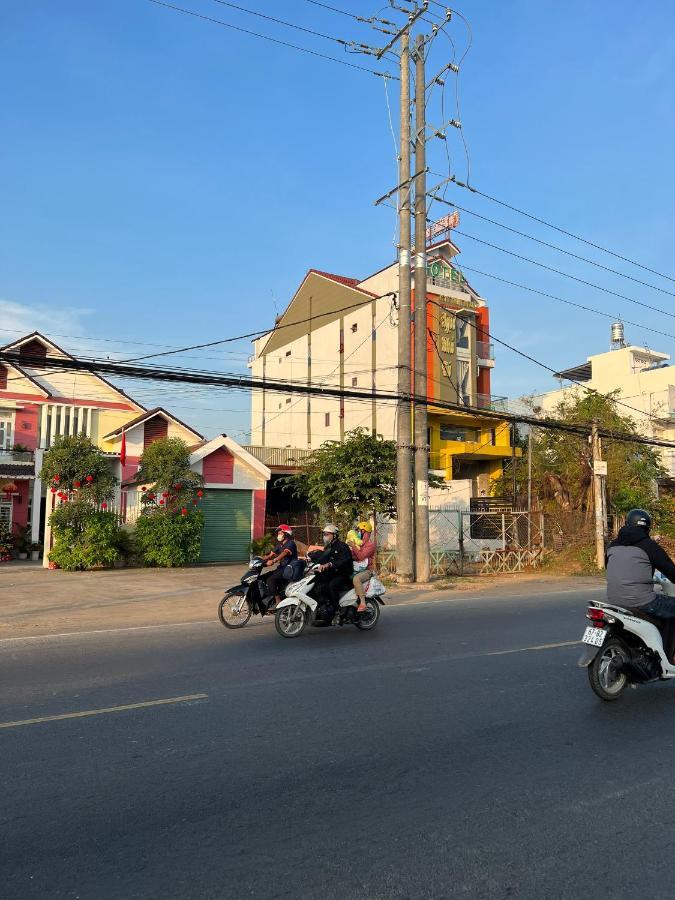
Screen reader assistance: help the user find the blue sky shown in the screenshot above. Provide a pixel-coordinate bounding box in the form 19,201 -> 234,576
2,0 -> 675,439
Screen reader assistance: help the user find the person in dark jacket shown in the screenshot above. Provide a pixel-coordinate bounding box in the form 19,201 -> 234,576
309,523 -> 354,613
263,525 -> 298,611
606,508 -> 675,659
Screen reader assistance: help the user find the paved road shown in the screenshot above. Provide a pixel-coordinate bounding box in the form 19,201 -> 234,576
3,580 -> 672,899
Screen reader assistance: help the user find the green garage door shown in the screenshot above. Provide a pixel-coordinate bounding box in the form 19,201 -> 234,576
200,489 -> 252,563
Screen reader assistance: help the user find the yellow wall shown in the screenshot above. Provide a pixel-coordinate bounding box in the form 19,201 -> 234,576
428,414 -> 519,482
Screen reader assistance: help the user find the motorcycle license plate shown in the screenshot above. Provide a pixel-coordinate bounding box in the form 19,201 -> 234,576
582,626 -> 606,647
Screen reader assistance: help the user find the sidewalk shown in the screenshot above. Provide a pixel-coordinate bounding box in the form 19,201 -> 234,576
0,564 -> 603,640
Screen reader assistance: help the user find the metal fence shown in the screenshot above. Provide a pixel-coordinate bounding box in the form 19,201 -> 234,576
377,507 -> 547,576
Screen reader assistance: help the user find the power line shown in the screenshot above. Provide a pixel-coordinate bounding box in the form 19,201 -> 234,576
452,228 -> 675,322
121,292 -> 397,362
145,0 -> 396,78
301,0 -> 360,19
427,297 -> 673,430
455,262 -> 675,345
4,349 -> 675,450
208,0 -> 352,45
444,175 -> 675,286
431,193 -> 675,301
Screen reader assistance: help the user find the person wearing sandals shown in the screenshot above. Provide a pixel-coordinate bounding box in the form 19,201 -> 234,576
348,521 -> 376,613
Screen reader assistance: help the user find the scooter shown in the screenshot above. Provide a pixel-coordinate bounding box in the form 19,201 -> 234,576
274,561 -> 386,638
218,556 -> 306,630
579,573 -> 675,700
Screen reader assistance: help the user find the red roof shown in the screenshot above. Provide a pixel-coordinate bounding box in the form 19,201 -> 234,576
307,269 -> 378,298
309,269 -> 360,288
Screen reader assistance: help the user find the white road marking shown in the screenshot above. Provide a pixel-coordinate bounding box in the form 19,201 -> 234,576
0,620 -> 216,643
486,640 -> 581,656
0,693 -> 208,730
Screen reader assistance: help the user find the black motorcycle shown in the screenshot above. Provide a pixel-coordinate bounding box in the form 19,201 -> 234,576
218,556 -> 305,630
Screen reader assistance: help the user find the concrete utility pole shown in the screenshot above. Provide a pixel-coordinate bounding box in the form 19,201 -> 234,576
395,30 -> 415,584
413,33 -> 430,583
591,421 -> 608,570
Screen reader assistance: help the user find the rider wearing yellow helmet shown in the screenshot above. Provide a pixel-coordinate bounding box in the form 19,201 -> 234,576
347,521 -> 376,613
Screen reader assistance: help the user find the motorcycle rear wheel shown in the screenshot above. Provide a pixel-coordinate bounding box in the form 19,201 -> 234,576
275,603 -> 307,638
355,597 -> 380,631
588,638 -> 629,701
218,591 -> 252,629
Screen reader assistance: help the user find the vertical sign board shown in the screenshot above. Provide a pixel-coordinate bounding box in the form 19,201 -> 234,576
428,301 -> 457,406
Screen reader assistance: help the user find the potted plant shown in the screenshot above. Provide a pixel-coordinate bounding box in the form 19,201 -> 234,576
30,541 -> 42,562
15,525 -> 31,560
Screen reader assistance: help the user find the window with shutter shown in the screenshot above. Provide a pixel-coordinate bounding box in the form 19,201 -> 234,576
143,416 -> 169,448
19,339 -> 47,363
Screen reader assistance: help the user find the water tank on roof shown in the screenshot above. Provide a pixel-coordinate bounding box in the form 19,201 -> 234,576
610,322 -> 626,350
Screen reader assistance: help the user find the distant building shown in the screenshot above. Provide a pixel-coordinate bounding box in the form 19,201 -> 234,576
532,325 -> 675,479
247,239 -> 519,501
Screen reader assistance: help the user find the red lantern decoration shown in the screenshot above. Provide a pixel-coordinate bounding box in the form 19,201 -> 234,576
73,480 -> 81,488
181,507 -> 188,516
101,502 -> 108,510
159,499 -> 165,506
85,475 -> 93,483
53,475 -> 60,483
50,487 -> 57,494
162,492 -> 169,498
174,483 -> 182,490
197,490 -> 203,498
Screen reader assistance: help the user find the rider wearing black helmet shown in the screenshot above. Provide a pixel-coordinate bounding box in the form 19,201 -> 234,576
606,508 -> 675,659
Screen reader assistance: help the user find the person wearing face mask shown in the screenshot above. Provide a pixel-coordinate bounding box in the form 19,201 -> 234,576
263,525 -> 298,611
308,524 -> 354,616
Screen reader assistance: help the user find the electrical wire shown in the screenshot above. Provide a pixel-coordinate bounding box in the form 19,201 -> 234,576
455,263 -> 675,345
451,228 -> 675,322
5,347 -> 675,449
431,194 -> 675,301
301,0 -> 360,19
427,297 -> 673,430
209,0 -> 352,44
145,0 -> 396,78
443,175 -> 675,285
120,292 -> 397,362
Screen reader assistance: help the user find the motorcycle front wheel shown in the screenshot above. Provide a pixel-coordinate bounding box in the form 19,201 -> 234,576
218,591 -> 252,629
588,638 -> 629,701
355,597 -> 380,631
275,603 -> 307,638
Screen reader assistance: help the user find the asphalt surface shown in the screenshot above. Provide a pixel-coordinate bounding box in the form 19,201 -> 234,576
3,580 -> 674,899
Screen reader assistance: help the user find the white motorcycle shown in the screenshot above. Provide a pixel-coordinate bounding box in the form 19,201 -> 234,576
274,561 -> 386,638
579,573 -> 675,700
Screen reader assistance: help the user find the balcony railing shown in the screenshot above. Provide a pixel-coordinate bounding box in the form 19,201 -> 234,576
476,341 -> 495,361
0,449 -> 35,465
428,275 -> 470,294
243,446 -> 314,468
475,394 -> 508,412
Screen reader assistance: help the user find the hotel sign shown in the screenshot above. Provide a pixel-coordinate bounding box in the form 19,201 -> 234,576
426,211 -> 460,242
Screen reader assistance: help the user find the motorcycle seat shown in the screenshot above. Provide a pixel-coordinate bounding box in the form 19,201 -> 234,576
628,606 -> 663,627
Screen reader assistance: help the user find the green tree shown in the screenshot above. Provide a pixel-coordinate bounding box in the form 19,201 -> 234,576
134,437 -> 205,567
283,428 -> 441,531
136,437 -> 203,511
497,391 -> 669,525
39,434 -> 116,502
